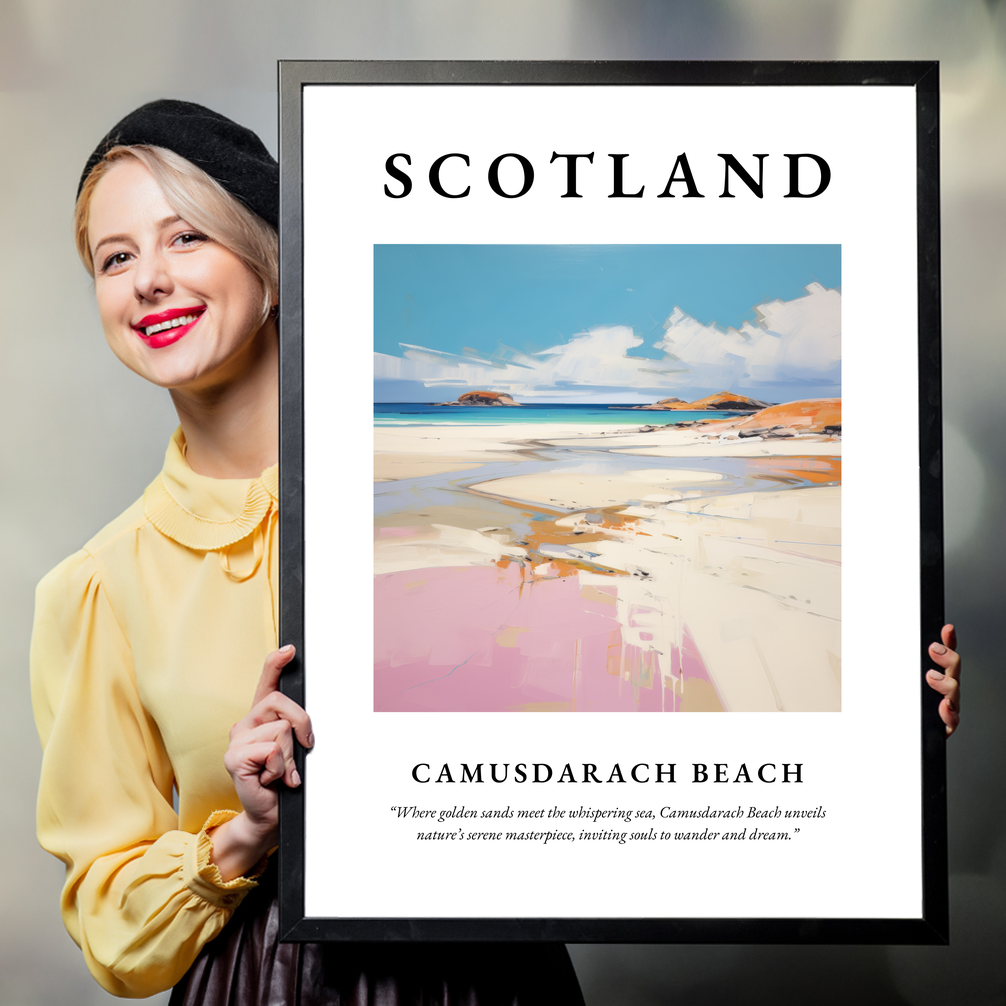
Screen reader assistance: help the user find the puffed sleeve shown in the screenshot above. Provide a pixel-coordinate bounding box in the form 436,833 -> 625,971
31,549 -> 262,998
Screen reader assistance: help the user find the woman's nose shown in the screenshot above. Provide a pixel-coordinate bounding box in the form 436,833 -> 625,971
133,249 -> 173,302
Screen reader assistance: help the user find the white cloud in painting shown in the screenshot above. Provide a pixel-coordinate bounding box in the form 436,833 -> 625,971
374,282 -> 840,399
654,282 -> 841,391
375,326 -> 679,399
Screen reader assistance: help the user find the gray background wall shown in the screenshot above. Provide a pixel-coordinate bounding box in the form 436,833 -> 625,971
1,2 -> 1003,1003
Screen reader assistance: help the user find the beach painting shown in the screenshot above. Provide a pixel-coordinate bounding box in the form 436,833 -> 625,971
374,245 -> 841,713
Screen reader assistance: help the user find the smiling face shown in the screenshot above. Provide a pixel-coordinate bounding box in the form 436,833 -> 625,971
87,158 -> 272,392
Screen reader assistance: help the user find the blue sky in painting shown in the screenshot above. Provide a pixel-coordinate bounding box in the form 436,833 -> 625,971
374,244 -> 841,404
375,244 -> 839,359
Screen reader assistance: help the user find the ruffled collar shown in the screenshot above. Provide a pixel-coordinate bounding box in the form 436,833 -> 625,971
143,428 -> 278,551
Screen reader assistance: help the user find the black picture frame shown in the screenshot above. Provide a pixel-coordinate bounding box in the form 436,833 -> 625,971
277,60 -> 945,944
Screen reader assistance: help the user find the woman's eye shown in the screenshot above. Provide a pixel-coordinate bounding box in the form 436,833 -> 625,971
173,231 -> 208,248
101,251 -> 132,273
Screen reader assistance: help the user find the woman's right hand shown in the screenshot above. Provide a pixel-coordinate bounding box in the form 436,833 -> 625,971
209,645 -> 314,881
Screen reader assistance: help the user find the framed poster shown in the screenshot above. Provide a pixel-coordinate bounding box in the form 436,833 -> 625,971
277,61 -> 946,943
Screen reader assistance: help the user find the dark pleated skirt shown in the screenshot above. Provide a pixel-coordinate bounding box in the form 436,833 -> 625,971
169,869 -> 585,1006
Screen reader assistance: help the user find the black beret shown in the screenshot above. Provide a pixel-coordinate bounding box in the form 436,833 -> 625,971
78,99 -> 278,228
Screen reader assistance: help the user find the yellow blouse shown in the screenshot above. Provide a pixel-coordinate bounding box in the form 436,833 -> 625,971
31,429 -> 279,998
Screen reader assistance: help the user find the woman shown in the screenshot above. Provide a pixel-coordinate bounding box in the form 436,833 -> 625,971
31,100 -> 586,1003
33,99 -> 963,1003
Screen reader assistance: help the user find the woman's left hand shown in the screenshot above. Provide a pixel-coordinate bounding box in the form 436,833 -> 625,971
926,624 -> 961,737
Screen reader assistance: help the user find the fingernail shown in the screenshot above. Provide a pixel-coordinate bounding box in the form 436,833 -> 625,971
927,669 -> 944,680
292,768 -> 301,787
931,643 -> 947,655
280,644 -> 295,654
307,732 -> 315,748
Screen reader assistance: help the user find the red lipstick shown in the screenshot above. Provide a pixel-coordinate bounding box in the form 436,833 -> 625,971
132,306 -> 206,349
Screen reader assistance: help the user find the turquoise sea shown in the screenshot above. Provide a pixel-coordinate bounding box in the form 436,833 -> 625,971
374,403 -> 745,426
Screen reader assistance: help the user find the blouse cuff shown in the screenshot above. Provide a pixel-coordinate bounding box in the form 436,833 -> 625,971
183,810 -> 269,909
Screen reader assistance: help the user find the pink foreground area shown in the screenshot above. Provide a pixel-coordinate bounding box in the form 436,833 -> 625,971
374,563 -> 713,712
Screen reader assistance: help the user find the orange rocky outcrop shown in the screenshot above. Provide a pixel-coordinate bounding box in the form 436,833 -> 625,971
638,397 -> 841,439
432,391 -> 523,407
633,391 -> 773,411
731,398 -> 841,433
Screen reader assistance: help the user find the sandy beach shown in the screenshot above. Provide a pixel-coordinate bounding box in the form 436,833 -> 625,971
374,416 -> 841,713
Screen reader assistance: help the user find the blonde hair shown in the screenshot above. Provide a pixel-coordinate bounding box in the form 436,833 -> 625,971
75,145 -> 278,322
